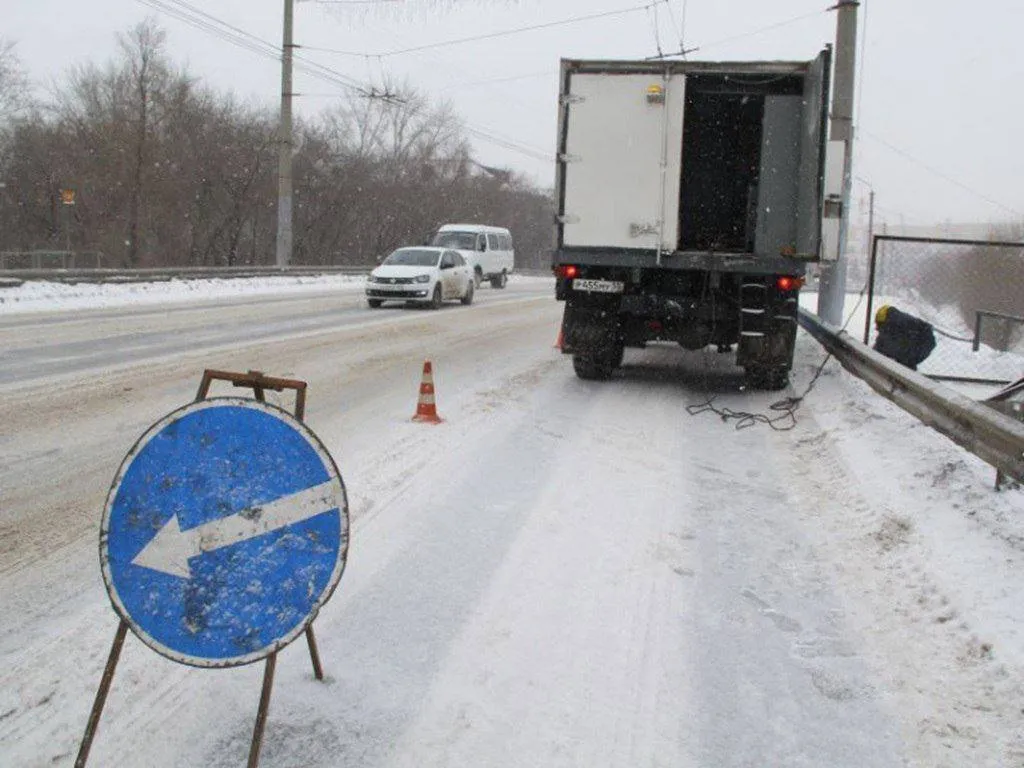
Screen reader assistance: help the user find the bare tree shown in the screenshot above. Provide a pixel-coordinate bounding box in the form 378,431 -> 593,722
0,40 -> 30,123
121,21 -> 172,267
0,22 -> 554,268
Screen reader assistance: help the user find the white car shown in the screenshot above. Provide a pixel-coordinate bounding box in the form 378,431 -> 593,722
365,247 -> 474,309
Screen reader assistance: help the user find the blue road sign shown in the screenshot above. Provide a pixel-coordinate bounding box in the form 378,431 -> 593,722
100,398 -> 348,667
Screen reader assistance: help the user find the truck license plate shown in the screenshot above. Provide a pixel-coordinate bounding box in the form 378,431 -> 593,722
573,278 -> 624,294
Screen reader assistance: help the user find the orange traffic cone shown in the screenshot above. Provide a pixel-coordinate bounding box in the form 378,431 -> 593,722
412,360 -> 443,424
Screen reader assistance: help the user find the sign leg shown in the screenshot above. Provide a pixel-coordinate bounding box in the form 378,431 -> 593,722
75,620 -> 129,768
248,653 -> 277,768
305,625 -> 324,681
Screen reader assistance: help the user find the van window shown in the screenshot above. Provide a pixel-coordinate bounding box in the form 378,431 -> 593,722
501,234 -> 513,250
430,231 -> 477,250
487,233 -> 501,250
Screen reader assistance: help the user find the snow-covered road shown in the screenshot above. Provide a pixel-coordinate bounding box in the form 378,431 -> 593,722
1,278 -> 1021,767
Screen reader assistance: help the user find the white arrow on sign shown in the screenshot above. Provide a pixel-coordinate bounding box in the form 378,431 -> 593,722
131,480 -> 341,579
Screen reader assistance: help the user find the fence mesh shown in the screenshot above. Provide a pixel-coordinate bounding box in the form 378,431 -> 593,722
863,236 -> 1024,385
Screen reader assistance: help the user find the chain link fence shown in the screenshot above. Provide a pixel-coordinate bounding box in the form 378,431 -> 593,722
863,235 -> 1024,386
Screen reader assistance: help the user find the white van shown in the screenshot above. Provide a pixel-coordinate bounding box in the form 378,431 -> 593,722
429,224 -> 514,288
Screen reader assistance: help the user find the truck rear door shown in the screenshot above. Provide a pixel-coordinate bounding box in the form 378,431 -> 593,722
557,68 -> 685,253
795,48 -> 831,260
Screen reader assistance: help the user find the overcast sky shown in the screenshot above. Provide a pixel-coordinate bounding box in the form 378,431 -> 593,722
5,0 -> 1023,231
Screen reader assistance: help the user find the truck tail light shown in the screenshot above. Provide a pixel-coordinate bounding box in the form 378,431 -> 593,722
556,265 -> 579,279
775,276 -> 804,292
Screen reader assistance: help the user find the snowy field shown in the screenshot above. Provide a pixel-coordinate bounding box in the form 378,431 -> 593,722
1,276 -> 1022,767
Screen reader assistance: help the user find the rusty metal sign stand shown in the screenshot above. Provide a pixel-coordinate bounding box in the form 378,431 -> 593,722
76,370 -> 331,768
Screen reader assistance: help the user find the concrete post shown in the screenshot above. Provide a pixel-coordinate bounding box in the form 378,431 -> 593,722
817,0 -> 859,325
275,0 -> 295,267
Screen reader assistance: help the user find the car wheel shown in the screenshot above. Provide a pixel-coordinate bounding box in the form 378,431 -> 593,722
490,271 -> 507,289
430,284 -> 443,309
461,280 -> 474,305
367,299 -> 382,309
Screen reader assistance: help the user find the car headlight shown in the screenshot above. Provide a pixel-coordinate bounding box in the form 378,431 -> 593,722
367,274 -> 379,283
414,274 -> 431,283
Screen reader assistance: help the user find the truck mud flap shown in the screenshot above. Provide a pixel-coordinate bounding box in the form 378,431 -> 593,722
561,303 -> 622,356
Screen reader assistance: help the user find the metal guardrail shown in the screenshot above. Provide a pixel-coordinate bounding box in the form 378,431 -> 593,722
0,265 -> 374,284
0,251 -> 109,269
0,265 -> 555,285
799,307 -> 1024,486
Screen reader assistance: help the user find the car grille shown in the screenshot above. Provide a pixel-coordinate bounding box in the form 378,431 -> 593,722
375,277 -> 415,285
366,288 -> 426,299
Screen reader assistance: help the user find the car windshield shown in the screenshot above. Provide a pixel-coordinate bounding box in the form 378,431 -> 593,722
382,249 -> 440,267
430,231 -> 477,250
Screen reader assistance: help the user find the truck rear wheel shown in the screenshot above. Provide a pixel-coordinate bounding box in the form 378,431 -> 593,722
571,344 -> 623,381
573,354 -> 613,380
746,366 -> 790,391
490,271 -> 507,289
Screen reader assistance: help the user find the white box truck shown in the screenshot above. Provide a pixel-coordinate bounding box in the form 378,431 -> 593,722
553,50 -> 832,388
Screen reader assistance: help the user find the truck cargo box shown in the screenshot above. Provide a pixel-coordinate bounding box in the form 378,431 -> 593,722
555,51 -> 831,273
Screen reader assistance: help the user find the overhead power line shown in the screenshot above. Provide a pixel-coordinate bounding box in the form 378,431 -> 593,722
135,0 -> 396,100
662,0 -> 685,54
303,2 -> 662,58
464,126 -> 552,164
437,69 -> 555,93
859,129 -> 1022,218
648,7 -> 829,59
648,2 -> 665,60
134,0 -> 556,163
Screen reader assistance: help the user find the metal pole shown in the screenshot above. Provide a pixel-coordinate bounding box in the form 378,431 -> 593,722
64,205 -> 71,260
817,0 -> 859,325
248,654 -> 277,768
866,188 -> 874,260
275,0 -> 295,267
75,620 -> 129,768
304,625 -> 324,680
863,235 -> 879,345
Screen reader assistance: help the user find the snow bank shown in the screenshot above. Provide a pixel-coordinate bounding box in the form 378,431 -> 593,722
0,275 -> 368,315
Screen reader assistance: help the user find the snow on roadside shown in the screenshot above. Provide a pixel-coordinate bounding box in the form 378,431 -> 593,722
0,274 -> 554,316
781,339 -> 1024,766
0,275 -> 369,314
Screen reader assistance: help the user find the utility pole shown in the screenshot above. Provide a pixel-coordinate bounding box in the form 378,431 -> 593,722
817,0 -> 858,325
275,0 -> 295,267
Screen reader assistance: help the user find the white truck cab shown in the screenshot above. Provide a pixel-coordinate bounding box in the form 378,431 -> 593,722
430,224 -> 515,288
